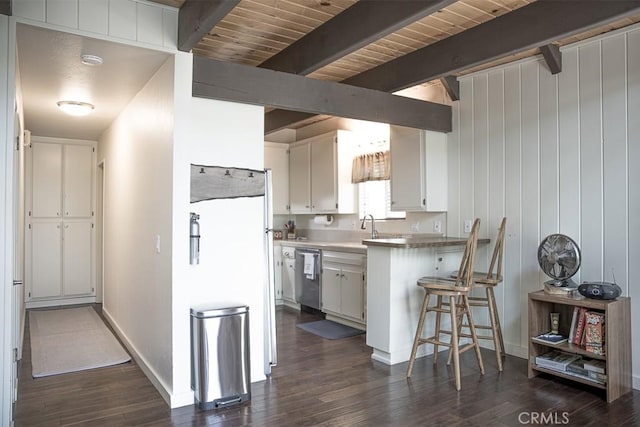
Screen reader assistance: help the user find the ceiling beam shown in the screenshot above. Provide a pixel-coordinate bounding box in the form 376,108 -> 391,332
540,44 -> 562,74
440,76 -> 460,101
178,0 -> 240,52
193,56 -> 451,132
266,0 -> 640,132
0,0 -> 11,16
344,0 -> 640,91
258,0 -> 456,75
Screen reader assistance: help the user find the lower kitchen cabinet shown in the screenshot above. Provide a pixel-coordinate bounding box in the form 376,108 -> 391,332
273,246 -> 283,304
281,247 -> 297,307
321,251 -> 366,325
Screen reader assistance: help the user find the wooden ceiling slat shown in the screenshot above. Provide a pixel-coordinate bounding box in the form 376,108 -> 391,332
178,0 -> 242,52
242,0 -> 352,22
213,16 -> 304,41
258,0 -> 457,75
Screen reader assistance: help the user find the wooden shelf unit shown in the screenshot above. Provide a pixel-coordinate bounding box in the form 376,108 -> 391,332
528,290 -> 631,403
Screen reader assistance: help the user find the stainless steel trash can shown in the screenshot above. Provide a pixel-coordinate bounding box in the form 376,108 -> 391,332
190,303 -> 250,410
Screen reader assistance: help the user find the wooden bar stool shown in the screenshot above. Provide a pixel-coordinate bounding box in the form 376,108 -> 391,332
406,219 -> 484,391
448,217 -> 507,371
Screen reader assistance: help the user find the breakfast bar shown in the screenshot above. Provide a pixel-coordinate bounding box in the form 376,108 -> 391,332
362,237 -> 490,365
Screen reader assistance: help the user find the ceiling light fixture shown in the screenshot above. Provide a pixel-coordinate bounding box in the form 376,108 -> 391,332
80,54 -> 103,66
57,101 -> 95,116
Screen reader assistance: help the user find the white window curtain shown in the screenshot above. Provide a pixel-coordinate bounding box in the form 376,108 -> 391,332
351,151 -> 390,184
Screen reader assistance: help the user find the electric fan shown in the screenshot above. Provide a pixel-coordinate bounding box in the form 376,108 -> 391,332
537,234 -> 581,288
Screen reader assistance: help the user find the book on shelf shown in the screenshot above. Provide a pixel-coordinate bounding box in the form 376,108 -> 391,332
543,283 -> 579,296
568,306 -> 580,342
566,359 -> 607,384
566,359 -> 589,376
572,307 -> 588,345
532,333 -> 568,345
584,359 -> 606,374
584,311 -> 606,356
535,350 -> 580,371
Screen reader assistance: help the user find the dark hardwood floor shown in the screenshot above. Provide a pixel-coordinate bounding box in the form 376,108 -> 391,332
14,305 -> 640,426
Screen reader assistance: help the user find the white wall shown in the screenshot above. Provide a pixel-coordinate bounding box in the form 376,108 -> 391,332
447,24 -> 640,389
12,0 -> 177,52
98,56 -> 175,401
171,52 -> 266,408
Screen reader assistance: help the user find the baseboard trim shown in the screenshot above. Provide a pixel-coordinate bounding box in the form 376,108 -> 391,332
26,296 -> 96,309
102,308 -> 173,407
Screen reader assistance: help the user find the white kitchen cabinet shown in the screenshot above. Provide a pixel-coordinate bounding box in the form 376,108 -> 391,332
282,247 -> 297,306
390,125 -> 447,212
288,143 -> 311,213
321,251 -> 366,325
289,130 -> 358,214
264,142 -> 290,214
26,138 -> 96,307
273,246 -> 283,304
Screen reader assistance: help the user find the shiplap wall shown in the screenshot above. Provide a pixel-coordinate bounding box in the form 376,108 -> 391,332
12,0 -> 177,51
447,24 -> 640,387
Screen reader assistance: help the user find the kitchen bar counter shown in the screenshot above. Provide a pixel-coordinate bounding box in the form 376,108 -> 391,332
274,239 -> 366,254
365,237 -> 490,366
362,236 -> 490,248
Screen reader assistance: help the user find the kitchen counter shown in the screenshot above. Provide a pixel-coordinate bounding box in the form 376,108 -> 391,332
364,237 -> 490,365
274,239 -> 366,254
362,236 -> 490,248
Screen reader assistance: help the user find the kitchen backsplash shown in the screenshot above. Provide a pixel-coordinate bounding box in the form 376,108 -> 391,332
273,211 -> 447,242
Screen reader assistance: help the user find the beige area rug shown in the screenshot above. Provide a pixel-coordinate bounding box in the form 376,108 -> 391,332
29,306 -> 131,378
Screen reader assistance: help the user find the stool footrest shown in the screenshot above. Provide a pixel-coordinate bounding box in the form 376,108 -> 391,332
458,343 -> 477,354
420,337 -> 452,347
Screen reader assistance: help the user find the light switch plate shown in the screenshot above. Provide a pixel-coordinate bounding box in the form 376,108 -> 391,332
433,220 -> 442,233
463,220 -> 472,233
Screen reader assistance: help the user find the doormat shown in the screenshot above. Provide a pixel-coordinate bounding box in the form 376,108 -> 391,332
296,319 -> 365,340
29,306 -> 131,378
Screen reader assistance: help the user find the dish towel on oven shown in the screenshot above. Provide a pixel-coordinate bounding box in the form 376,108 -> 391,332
304,253 -> 315,279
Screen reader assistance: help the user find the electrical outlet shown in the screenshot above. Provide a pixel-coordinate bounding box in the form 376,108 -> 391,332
463,219 -> 472,233
411,222 -> 420,232
433,220 -> 442,233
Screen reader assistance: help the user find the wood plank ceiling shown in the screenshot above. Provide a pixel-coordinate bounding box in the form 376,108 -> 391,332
151,0 -> 640,132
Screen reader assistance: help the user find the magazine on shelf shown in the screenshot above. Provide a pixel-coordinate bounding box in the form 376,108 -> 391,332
532,333 -> 569,345
566,359 -> 607,384
584,359 -> 606,374
535,350 -> 580,371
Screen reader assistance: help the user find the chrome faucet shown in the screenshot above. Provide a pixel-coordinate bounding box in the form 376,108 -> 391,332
361,214 -> 378,239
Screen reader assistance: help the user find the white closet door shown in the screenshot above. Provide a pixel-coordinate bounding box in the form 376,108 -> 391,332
63,144 -> 93,217
63,221 -> 93,296
32,143 -> 62,217
31,222 -> 62,299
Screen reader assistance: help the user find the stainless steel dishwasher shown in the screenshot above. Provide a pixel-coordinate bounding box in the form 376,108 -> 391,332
294,248 -> 321,311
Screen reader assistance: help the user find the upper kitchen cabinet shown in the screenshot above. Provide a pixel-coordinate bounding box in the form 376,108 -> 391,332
264,142 -> 290,214
289,130 -> 358,214
30,140 -> 95,218
390,125 -> 447,212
